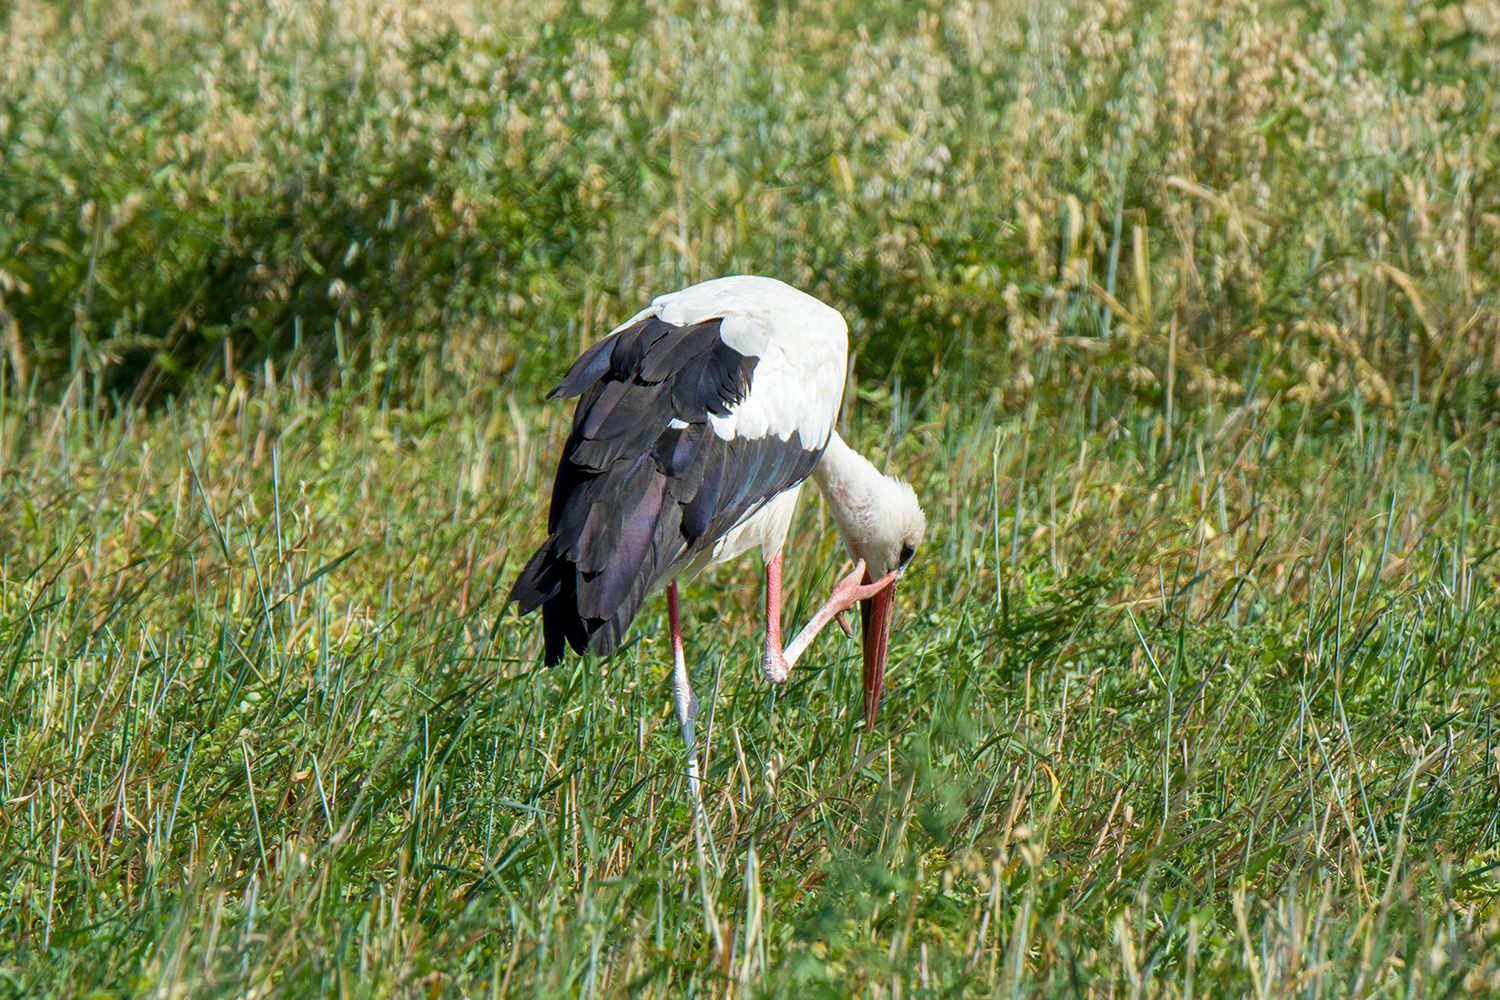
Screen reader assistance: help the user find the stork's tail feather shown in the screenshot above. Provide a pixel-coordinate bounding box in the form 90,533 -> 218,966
510,543 -> 581,665
540,584 -> 587,665
510,538 -> 650,666
509,545 -> 561,614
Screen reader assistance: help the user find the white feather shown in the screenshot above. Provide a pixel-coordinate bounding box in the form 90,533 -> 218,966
616,275 -> 848,447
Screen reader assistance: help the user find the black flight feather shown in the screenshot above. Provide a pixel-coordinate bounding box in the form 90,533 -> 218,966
550,333 -> 619,399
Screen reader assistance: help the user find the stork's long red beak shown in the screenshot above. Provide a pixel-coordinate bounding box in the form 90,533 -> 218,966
860,572 -> 897,730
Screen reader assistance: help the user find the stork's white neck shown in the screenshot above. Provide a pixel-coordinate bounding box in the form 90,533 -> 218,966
811,431 -> 879,502
810,431 -> 924,578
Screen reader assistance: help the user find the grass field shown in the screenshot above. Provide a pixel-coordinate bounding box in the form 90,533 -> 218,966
3,0 -> 1500,995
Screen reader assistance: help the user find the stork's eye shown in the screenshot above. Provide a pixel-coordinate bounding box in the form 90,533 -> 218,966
899,542 -> 916,567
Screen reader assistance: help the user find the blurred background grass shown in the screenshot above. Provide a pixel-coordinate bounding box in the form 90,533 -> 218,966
2,0 -> 1500,996
5,0 -> 1497,414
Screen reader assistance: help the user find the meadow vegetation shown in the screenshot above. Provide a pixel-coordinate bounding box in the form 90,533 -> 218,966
2,0 -> 1500,995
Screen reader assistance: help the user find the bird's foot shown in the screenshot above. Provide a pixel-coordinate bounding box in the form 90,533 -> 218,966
825,559 -> 900,612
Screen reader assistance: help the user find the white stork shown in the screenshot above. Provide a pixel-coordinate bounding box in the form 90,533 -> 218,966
508,275 -> 926,766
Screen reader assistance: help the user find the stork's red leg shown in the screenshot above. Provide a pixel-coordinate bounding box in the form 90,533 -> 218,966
762,553 -> 900,682
668,578 -> 683,657
761,550 -> 785,679
668,579 -> 699,747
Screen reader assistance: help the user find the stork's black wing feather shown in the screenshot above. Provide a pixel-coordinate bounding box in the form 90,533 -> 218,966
508,315 -> 826,664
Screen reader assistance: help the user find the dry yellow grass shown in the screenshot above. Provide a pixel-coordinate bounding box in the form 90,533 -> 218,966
3,0 -> 1498,412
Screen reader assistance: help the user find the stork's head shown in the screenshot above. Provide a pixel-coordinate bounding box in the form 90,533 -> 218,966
812,437 -> 927,730
843,473 -> 926,581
